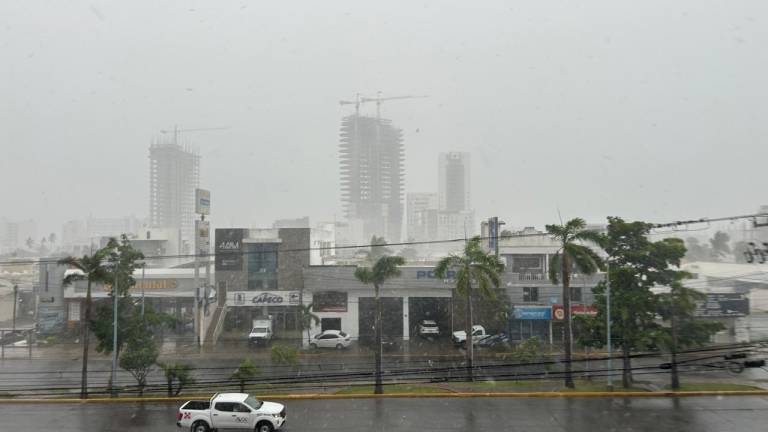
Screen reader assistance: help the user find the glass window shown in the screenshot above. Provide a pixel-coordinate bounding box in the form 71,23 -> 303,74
523,287 -> 539,302
215,402 -> 234,412
571,287 -> 583,302
233,403 -> 251,413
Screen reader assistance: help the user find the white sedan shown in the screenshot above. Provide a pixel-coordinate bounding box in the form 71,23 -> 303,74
310,330 -> 352,349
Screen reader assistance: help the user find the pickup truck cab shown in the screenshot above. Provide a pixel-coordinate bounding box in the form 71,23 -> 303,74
452,325 -> 487,346
177,393 -> 286,432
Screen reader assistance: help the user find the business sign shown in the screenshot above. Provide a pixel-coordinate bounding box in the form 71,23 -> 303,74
195,189 -> 211,215
215,228 -> 245,271
313,291 -> 348,312
227,291 -> 300,307
195,220 -> 210,257
695,293 -> 750,318
512,306 -> 552,320
134,279 -> 179,290
552,304 -> 598,320
416,270 -> 456,280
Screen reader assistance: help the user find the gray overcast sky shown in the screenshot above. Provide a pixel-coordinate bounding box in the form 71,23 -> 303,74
2,1 -> 767,236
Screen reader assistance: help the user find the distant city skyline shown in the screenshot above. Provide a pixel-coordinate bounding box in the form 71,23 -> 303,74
3,2 -> 768,240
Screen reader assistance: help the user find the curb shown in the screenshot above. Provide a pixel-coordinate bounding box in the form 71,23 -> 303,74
1,390 -> 768,404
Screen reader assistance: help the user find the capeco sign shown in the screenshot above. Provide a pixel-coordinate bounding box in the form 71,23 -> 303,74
228,291 -> 300,307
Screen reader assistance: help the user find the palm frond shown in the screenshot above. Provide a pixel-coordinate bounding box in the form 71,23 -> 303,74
434,254 -> 462,278
548,253 -> 561,285
545,224 -> 565,239
572,229 -> 606,248
354,267 -> 374,284
564,218 -> 587,234
566,244 -> 604,275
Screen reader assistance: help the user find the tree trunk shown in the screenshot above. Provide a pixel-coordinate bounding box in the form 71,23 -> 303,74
374,282 -> 383,394
466,279 -> 474,382
562,254 -> 574,388
622,339 -> 632,388
81,279 -> 92,399
167,377 -> 173,397
670,313 -> 680,390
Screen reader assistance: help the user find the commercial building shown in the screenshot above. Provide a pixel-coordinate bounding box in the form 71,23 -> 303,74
149,141 -> 200,255
302,261 -> 600,347
214,228 -> 310,341
339,114 -> 404,244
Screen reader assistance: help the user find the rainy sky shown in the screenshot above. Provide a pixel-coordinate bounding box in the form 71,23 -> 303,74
2,1 -> 768,235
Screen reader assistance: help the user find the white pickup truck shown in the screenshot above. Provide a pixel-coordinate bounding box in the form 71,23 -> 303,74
451,325 -> 488,346
177,393 -> 286,432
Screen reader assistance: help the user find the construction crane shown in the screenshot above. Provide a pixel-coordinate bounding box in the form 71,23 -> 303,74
339,92 -> 427,119
160,126 -> 230,145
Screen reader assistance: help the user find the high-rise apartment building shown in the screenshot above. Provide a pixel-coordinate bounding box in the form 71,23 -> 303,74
406,192 -> 438,242
149,141 -> 200,253
339,115 -> 404,243
438,152 -> 471,212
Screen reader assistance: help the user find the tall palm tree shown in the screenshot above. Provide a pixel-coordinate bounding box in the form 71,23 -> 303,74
434,237 -> 504,382
298,303 -> 320,347
59,242 -> 115,399
354,255 -> 405,394
545,218 -> 605,388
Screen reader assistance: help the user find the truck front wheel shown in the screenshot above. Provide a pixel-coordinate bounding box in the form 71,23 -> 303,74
191,421 -> 210,432
255,421 -> 274,432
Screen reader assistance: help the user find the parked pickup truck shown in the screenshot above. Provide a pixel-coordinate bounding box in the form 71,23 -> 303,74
177,393 -> 286,432
451,325 -> 488,346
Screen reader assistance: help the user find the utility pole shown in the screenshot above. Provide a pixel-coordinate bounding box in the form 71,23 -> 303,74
110,258 -> 119,397
12,285 -> 18,331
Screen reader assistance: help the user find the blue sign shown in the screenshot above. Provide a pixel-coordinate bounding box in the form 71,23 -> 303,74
416,270 -> 456,280
512,306 -> 552,320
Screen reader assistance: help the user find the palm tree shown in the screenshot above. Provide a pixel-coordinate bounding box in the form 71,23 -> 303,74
354,255 -> 405,394
298,303 -> 320,347
59,241 -> 116,399
545,218 -> 605,388
434,237 -> 504,382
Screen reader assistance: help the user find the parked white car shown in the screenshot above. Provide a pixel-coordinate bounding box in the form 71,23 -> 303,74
417,320 -> 440,337
451,325 -> 488,346
177,393 -> 286,432
310,330 -> 351,349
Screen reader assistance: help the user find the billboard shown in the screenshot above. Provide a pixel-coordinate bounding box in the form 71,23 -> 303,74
695,293 -> 750,318
195,220 -> 210,257
228,291 -> 300,307
195,189 -> 211,215
215,228 -> 245,271
512,306 -> 552,320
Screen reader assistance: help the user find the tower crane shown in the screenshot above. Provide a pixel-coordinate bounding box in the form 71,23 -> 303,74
339,92 -> 427,119
160,126 -> 230,145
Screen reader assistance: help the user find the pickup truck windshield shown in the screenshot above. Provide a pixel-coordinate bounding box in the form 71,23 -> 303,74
253,327 -> 268,333
244,396 -> 262,410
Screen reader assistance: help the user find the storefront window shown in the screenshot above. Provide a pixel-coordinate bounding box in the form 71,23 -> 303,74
246,243 -> 278,291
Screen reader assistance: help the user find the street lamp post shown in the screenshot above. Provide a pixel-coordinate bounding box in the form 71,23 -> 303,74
606,260 -> 613,391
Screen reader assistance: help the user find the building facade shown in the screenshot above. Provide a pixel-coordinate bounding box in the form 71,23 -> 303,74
406,192 -> 438,242
339,115 -> 404,244
149,141 -> 200,254
438,152 -> 471,212
214,228 -> 310,340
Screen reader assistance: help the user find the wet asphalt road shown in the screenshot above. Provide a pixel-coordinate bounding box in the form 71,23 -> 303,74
2,396 -> 768,432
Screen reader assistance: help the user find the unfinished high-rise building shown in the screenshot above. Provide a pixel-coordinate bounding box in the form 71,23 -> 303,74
339,114 -> 404,244
149,141 -> 199,254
